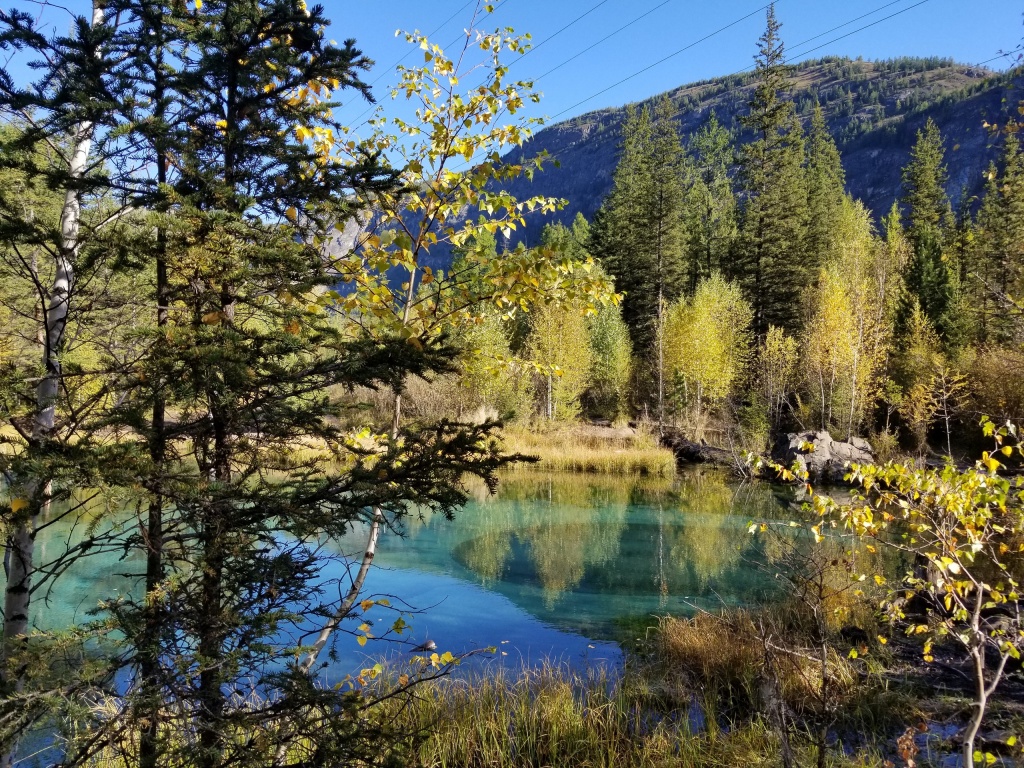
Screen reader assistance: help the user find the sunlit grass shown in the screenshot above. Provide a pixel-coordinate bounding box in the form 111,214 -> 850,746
500,425 -> 677,477
377,656 -> 888,768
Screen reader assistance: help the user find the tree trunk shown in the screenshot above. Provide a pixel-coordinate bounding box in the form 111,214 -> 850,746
1,10 -> 103,768
139,98 -> 169,768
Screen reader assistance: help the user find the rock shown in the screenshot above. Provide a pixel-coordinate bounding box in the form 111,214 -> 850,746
770,431 -> 874,484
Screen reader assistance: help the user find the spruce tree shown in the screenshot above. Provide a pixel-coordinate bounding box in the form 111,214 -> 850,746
902,118 -> 952,250
898,231 -> 967,350
804,103 -> 846,267
897,119 -> 968,350
972,133 -> 1024,342
0,3 -> 538,766
683,111 -> 737,293
590,97 -> 686,422
589,104 -> 653,348
736,4 -> 809,336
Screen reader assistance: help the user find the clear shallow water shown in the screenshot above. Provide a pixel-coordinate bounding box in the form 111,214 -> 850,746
326,469 -> 791,672
18,468 -> 793,677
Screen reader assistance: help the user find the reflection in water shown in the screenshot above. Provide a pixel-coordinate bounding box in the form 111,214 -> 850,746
368,468 -> 792,636
15,469 -> 795,656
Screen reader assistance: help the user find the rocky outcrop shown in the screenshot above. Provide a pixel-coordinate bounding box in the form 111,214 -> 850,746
770,431 -> 874,484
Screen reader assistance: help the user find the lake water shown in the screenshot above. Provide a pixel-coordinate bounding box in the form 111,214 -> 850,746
22,468 -> 793,678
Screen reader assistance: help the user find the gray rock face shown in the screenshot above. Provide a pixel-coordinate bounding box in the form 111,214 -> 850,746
770,431 -> 874,484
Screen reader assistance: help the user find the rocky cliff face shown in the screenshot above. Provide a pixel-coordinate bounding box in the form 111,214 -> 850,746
488,57 -> 1021,252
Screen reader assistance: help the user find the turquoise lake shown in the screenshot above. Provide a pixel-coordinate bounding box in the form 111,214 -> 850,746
22,468 -> 793,678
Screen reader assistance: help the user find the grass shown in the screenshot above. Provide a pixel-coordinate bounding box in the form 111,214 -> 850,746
500,425 -> 677,477
75,608 -> 925,768
375,655 -> 889,768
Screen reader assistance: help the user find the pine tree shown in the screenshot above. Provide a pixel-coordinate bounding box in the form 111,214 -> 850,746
902,117 -> 952,250
683,111 -> 737,293
736,4 -> 809,336
589,97 -> 686,423
804,103 -> 846,268
972,133 -> 1024,342
589,105 -> 653,348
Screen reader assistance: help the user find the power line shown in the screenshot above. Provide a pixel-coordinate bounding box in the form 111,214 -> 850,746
512,0 -> 615,65
782,0 -> 908,58
365,0 -> 477,89
548,2 -> 775,121
977,49 -> 1022,69
532,0 -> 674,84
342,0 -> 512,127
482,0 -> 943,172
784,0 -> 933,63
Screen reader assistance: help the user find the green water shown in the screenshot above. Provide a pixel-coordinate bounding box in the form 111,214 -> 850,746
15,468 -> 794,670
332,468 -> 793,656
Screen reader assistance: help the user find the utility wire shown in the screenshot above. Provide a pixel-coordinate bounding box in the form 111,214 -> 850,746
481,0 -> 941,171
512,0 -> 615,65
364,0 -> 477,90
532,0 -> 674,83
784,0 -> 933,62
343,0 -> 512,126
782,0 -> 908,58
548,1 -> 774,121
977,50 -> 1022,69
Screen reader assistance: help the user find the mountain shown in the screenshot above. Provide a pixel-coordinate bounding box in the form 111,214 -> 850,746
490,57 -> 1023,253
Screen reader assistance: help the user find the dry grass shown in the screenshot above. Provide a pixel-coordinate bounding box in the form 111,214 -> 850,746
376,658 -> 887,768
655,612 -> 763,715
500,425 -> 677,477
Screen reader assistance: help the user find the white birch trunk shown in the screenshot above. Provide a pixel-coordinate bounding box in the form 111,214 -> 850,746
2,4 -> 103,744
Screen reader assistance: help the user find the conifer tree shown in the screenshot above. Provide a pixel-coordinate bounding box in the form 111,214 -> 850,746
591,99 -> 685,350
736,4 -> 809,336
899,231 -> 967,351
902,118 -> 952,250
972,133 -> 1024,341
590,97 -> 685,424
683,111 -> 736,293
0,3 -> 571,766
589,105 -> 653,348
804,103 -> 846,267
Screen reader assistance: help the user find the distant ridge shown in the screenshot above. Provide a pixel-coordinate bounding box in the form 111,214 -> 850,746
481,56 -> 1022,255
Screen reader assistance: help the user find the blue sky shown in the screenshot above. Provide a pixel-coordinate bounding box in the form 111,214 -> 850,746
11,0 -> 1023,129
326,0 -> 1024,127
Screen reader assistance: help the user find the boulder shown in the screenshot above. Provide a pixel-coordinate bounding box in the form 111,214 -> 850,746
770,431 -> 874,484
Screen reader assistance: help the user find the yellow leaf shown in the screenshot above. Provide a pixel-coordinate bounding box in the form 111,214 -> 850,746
285,206 -> 298,222
360,600 -> 374,611
356,635 -> 367,647
284,319 -> 300,335
202,311 -> 223,325
10,498 -> 27,514
194,0 -> 202,9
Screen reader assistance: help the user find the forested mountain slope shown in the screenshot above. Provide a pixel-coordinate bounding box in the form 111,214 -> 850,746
494,57 -> 1020,251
